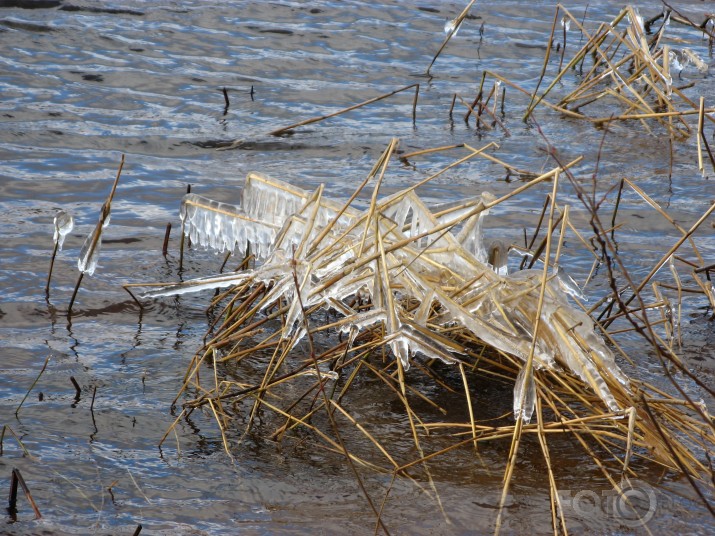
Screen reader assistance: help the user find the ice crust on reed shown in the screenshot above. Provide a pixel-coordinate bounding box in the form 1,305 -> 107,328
149,172 -> 629,417
53,210 -> 74,251
78,212 -> 110,276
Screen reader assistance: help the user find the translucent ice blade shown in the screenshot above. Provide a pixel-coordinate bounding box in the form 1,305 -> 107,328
77,226 -> 102,276
53,210 -> 74,251
413,289 -> 435,327
140,271 -> 253,298
556,265 -> 586,301
399,321 -> 463,364
513,366 -> 536,424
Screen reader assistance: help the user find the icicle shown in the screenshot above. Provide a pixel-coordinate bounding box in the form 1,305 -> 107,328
180,193 -> 279,260
53,210 -> 74,251
398,322 -> 461,365
456,193 -> 495,264
78,228 -> 102,276
338,308 -> 388,335
513,365 -> 536,423
488,240 -> 509,276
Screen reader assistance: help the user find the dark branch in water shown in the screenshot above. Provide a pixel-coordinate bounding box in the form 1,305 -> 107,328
70,376 -> 81,401
8,468 -> 41,521
162,222 -> 171,257
221,87 -> 230,115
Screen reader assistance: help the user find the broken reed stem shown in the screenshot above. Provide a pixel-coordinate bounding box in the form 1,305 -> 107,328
400,144 -> 464,160
611,178 -> 625,238
220,83 -> 421,149
697,97 -> 705,174
425,0 -> 478,76
15,354 -> 51,416
290,257 -> 391,535
9,468 -> 42,520
67,272 -> 84,315
222,87 -> 230,115
526,5 -> 561,120
641,396 -> 715,516
266,84 -> 420,138
611,201 -> 715,321
412,84 -> 419,122
465,71 -> 487,123
535,396 -> 566,535
70,376 -> 81,401
162,222 -> 171,256
458,362 -> 478,448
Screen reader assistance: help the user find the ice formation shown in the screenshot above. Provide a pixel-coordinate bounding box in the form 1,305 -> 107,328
77,209 -> 110,276
145,172 -> 629,421
180,193 -> 279,260
53,210 -> 74,251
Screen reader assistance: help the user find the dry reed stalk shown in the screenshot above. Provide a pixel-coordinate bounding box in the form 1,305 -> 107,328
425,0 -> 478,76
222,84 -> 419,150
516,4 -> 714,143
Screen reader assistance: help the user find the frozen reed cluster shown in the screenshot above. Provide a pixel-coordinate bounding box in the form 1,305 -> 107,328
132,139 -> 713,531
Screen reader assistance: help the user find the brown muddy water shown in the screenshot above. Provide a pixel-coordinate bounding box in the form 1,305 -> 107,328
1,1 -> 714,534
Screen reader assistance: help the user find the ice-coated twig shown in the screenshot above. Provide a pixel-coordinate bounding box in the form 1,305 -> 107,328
46,210 -> 74,295
68,155 -> 124,314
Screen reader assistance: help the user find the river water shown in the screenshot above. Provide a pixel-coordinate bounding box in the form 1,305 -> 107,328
1,1 -> 713,534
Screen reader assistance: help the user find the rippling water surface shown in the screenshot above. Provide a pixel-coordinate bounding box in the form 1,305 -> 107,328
1,1 -> 714,534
